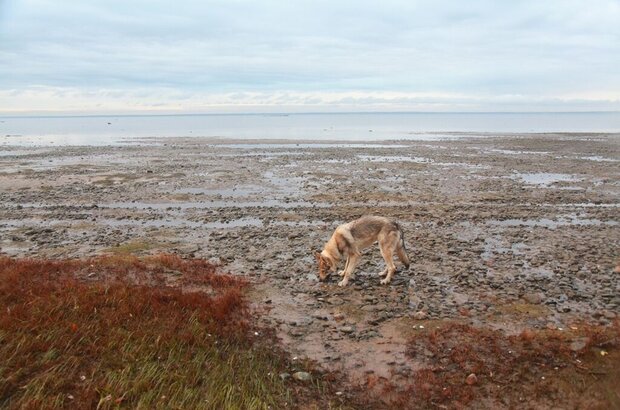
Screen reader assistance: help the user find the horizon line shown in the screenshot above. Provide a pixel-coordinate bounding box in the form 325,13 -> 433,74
1,110 -> 619,119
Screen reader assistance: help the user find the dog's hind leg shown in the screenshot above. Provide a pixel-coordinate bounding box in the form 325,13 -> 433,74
396,227 -> 410,269
379,242 -> 397,285
396,241 -> 410,269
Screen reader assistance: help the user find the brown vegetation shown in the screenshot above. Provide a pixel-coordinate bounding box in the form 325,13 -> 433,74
0,255 -> 331,409
380,321 -> 620,409
3,254 -> 617,409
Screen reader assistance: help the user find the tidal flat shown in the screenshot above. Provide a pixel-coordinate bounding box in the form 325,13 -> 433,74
1,133 -> 619,406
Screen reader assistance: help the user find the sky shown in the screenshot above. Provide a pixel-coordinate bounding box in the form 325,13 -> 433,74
0,0 -> 619,114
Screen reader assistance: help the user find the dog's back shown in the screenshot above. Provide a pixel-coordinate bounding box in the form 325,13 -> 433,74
348,215 -> 397,240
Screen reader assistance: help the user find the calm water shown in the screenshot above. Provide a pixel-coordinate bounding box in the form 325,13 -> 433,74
1,112 -> 619,146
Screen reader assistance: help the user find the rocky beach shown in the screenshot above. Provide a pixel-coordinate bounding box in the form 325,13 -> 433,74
1,133 -> 618,385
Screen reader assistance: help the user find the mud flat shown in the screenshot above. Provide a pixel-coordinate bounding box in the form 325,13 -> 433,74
1,133 -> 619,385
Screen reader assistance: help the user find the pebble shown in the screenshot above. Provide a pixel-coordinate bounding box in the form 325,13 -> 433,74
292,371 -> 312,381
412,311 -> 428,320
465,373 -> 478,385
522,292 -> 545,305
569,337 -> 588,352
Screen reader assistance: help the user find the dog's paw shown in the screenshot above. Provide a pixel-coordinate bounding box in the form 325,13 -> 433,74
378,269 -> 387,277
380,277 -> 391,285
338,270 -> 345,277
338,279 -> 348,287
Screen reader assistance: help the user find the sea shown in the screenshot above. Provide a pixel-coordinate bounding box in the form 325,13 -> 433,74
1,112 -> 619,146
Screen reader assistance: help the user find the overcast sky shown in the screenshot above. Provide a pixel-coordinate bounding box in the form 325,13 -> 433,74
1,0 -> 619,114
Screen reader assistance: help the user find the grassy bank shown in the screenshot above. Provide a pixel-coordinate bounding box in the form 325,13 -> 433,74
0,255 -> 327,409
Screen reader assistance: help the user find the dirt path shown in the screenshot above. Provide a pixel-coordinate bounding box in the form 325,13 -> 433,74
1,133 -> 619,385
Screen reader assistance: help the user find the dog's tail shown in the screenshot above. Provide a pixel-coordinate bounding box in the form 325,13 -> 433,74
395,223 -> 410,269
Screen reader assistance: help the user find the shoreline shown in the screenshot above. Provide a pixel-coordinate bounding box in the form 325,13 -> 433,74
2,131 -> 620,149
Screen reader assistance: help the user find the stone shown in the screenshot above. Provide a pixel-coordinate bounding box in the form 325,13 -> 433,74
292,371 -> 311,381
569,337 -> 588,352
465,373 -> 478,385
522,292 -> 545,305
413,311 -> 428,320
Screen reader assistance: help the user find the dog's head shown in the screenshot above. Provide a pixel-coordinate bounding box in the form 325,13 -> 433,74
314,251 -> 334,281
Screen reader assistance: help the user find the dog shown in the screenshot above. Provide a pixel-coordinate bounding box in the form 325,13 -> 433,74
314,215 -> 410,286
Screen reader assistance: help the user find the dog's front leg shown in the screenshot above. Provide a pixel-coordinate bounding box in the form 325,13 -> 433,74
338,256 -> 350,277
338,254 -> 359,287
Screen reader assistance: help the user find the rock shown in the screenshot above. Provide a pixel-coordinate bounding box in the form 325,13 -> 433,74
333,313 -> 345,321
423,348 -> 435,358
522,292 -> 545,305
413,311 -> 428,320
603,310 -> 617,320
279,372 -> 291,381
339,326 -> 354,334
570,337 -> 588,352
465,373 -> 478,385
292,371 -> 311,381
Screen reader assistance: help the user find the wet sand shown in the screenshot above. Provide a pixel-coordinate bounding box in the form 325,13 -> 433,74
1,133 -> 619,383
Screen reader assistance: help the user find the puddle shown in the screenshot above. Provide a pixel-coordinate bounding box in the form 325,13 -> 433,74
316,158 -> 354,164
543,203 -> 620,208
434,162 -> 491,169
1,217 -> 327,230
579,156 -> 619,162
481,237 -> 514,261
512,172 -> 581,186
487,215 -> 617,229
486,149 -> 550,155
101,199 -> 329,209
174,186 -> 265,197
214,143 -> 408,149
357,155 -> 432,163
216,151 -> 307,157
263,171 -> 305,195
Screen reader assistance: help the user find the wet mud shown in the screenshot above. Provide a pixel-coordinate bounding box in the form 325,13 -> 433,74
1,133 -> 619,383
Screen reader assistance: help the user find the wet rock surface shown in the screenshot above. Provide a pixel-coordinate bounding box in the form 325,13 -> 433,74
1,134 -> 619,382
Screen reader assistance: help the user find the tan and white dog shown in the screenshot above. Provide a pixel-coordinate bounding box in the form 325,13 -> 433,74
315,216 -> 410,286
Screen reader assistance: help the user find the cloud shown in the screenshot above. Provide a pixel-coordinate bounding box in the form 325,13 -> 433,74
0,0 -> 619,113
1,86 -> 618,114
